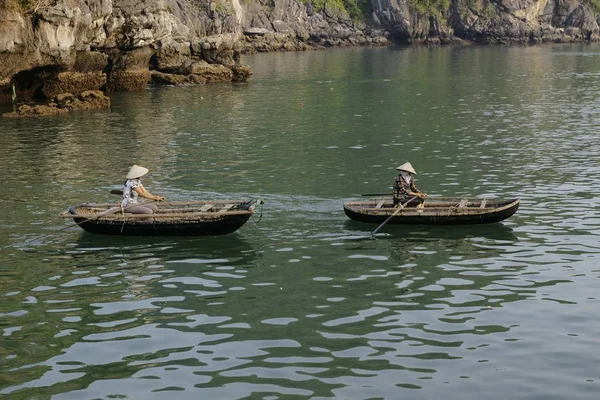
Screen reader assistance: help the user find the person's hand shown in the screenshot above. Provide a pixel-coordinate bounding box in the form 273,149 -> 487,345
421,193 -> 428,199
155,196 -> 165,201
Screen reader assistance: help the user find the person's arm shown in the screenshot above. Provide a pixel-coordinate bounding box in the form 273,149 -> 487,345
134,185 -> 165,201
393,177 -> 401,198
409,181 -> 427,198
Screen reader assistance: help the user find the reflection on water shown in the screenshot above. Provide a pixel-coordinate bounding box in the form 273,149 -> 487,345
345,221 -> 518,241
2,44 -> 600,399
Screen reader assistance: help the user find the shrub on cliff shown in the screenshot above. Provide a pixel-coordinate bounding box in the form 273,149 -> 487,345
1,0 -> 48,13
304,0 -> 373,22
408,0 -> 451,17
587,0 -> 600,13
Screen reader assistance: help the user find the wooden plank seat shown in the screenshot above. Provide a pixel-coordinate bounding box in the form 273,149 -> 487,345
480,199 -> 487,208
219,204 -> 235,213
199,204 -> 213,212
375,200 -> 385,209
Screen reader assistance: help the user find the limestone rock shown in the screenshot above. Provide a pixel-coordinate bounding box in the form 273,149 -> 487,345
2,0 -> 600,110
367,0 -> 600,44
152,42 -> 193,74
106,70 -> 151,92
232,64 -> 252,82
2,90 -> 110,118
0,0 -> 251,105
150,70 -> 207,85
73,51 -> 109,73
55,93 -> 75,107
41,71 -> 107,99
191,62 -> 233,82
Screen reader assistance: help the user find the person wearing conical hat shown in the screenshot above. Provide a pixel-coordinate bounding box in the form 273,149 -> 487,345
393,162 -> 427,209
121,165 -> 165,214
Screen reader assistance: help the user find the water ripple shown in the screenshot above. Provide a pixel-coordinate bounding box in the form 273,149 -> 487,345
2,44 -> 600,399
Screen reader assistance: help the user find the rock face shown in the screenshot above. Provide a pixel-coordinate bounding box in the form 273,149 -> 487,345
239,0 -> 389,51
239,0 -> 600,49
2,90 -> 111,118
371,0 -> 600,44
0,0 -> 251,106
1,0 -> 599,109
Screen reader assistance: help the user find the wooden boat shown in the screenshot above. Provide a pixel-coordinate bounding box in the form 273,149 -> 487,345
61,199 -> 262,236
344,197 -> 519,225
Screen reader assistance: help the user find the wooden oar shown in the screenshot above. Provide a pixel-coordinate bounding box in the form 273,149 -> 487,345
360,193 -> 468,201
371,196 -> 418,237
360,193 -> 391,197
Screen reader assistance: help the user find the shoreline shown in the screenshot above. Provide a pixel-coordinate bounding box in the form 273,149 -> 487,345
2,39 -> 597,118
2,0 -> 599,117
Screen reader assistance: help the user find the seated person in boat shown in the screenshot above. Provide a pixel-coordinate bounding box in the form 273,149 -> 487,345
122,165 -> 165,214
393,162 -> 427,208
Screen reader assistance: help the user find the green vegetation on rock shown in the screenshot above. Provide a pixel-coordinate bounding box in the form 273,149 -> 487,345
214,2 -> 233,14
304,0 -> 373,22
408,0 -> 451,17
3,0 -> 35,12
586,0 -> 600,13
460,0 -> 500,20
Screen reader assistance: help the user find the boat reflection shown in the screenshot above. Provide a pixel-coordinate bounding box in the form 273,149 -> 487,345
63,232 -> 261,304
343,220 -> 518,242
68,232 -> 258,266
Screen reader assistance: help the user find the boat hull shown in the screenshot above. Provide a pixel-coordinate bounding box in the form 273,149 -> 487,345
344,198 -> 519,225
62,200 -> 259,236
73,214 -> 252,236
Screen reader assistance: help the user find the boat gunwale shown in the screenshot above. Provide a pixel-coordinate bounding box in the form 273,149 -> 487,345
78,199 -> 249,208
60,210 -> 254,219
61,198 -> 259,220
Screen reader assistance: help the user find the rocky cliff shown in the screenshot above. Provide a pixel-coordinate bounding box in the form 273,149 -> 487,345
0,0 -> 255,105
1,0 -> 599,106
372,0 -> 600,44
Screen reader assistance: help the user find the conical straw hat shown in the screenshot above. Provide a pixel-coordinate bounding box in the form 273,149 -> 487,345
396,162 -> 416,174
126,165 -> 149,179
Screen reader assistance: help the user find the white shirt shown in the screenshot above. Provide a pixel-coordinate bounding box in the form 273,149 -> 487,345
122,179 -> 142,207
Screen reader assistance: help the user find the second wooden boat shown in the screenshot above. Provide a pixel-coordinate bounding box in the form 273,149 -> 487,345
61,199 -> 262,236
344,197 -> 519,225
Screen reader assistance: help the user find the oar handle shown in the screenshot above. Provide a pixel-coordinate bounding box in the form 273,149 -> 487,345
360,193 -> 392,197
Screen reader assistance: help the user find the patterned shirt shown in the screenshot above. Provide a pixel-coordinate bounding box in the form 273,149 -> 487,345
393,175 -> 419,200
122,178 -> 142,206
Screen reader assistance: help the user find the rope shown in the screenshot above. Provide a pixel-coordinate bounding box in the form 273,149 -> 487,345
252,200 -> 264,223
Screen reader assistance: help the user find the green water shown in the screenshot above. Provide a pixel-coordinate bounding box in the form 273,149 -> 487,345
1,44 -> 600,399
